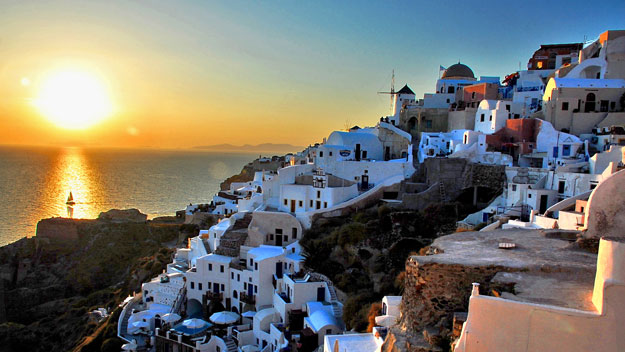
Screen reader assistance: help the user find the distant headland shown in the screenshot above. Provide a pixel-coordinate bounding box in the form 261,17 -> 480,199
193,143 -> 304,153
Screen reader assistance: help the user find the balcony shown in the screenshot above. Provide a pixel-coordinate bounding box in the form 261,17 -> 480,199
206,291 -> 223,301
240,292 -> 256,304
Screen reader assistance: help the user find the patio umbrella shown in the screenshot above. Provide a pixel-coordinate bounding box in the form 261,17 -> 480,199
161,313 -> 181,323
241,310 -> 256,318
121,341 -> 138,351
182,318 -> 208,329
209,311 -> 239,325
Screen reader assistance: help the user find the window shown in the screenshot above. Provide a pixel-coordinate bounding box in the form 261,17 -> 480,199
198,283 -> 202,290
209,263 -> 213,271
254,285 -> 258,293
471,92 -> 476,99
221,284 -> 224,291
562,144 -> 571,156
237,274 -> 240,281
249,258 -> 253,267
329,151 -> 333,157
558,180 -> 566,194
190,282 -> 195,289
528,193 -> 532,199
283,199 -> 287,206
299,200 -> 303,207
220,265 -> 224,273
324,202 -> 328,208
489,115 -> 492,121
561,102 -> 569,111
480,114 -> 485,122
506,104 -> 510,111
310,200 -> 313,207
317,191 -> 321,198
512,185 -> 517,192
292,228 -> 297,239
244,282 -> 247,289
425,120 -> 432,128
208,282 -> 212,289
362,151 -> 367,158
447,86 -> 455,93
231,272 -> 234,279
254,263 -> 258,270
446,99 -> 450,103
319,151 -> 323,157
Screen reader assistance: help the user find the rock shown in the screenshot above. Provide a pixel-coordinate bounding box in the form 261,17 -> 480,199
98,209 -> 147,222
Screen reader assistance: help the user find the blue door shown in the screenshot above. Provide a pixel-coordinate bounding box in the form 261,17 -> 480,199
247,284 -> 253,297
552,146 -> 558,158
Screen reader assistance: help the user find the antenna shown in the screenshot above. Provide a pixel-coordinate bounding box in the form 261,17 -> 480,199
377,69 -> 396,114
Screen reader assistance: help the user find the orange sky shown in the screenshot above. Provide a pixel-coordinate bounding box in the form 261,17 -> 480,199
1,1 -> 622,150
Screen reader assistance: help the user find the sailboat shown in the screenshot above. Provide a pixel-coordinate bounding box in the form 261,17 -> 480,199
66,191 -> 76,206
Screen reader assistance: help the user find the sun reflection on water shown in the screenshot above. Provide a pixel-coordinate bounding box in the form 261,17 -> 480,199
49,147 -> 98,219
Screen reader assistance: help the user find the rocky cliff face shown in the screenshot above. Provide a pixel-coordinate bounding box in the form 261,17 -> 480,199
0,215 -> 184,352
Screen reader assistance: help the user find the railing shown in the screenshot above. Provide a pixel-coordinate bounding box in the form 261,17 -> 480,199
206,291 -> 224,301
240,292 -> 256,304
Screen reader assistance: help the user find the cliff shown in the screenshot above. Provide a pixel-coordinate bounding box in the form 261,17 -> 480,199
0,212 -> 191,352
389,228 -> 597,351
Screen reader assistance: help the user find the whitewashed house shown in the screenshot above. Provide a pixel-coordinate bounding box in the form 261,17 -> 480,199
474,100 -> 524,135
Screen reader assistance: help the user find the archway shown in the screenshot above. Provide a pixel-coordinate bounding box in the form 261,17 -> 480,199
408,116 -> 417,131
187,298 -> 203,319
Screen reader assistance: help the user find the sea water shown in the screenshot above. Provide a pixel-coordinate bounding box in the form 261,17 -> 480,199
0,146 -> 256,246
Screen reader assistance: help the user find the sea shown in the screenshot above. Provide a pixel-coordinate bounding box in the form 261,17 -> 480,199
0,146 -> 257,246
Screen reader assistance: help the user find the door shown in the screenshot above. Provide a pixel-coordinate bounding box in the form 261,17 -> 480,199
316,201 -> 321,210
355,144 -> 361,161
276,262 -> 283,278
385,146 -> 390,161
290,199 -> 295,212
247,284 -> 253,297
585,93 -> 596,112
539,195 -> 549,214
317,287 -> 325,302
361,175 -> 369,190
213,283 -> 219,293
276,234 -> 283,247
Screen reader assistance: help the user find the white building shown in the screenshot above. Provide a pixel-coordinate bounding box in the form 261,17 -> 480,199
474,100 -> 525,135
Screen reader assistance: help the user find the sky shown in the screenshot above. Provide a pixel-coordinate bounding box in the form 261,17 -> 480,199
0,0 -> 623,149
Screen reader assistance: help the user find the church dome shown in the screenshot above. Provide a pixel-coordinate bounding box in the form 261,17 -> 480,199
442,63 -> 475,80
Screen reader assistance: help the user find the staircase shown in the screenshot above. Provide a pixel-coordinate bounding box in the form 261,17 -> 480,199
232,213 -> 253,230
170,287 -> 187,314
438,182 -> 447,202
224,336 -> 238,352
215,230 -> 248,257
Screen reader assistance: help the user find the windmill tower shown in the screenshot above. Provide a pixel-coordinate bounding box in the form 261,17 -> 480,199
378,70 -> 415,126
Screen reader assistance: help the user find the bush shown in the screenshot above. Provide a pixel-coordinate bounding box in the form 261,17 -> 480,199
357,249 -> 372,261
366,302 -> 382,332
101,338 -> 123,352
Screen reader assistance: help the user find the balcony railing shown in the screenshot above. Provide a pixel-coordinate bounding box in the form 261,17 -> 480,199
240,292 -> 256,304
206,291 -> 223,301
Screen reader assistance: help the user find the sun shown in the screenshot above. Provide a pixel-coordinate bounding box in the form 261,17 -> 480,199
35,70 -> 113,129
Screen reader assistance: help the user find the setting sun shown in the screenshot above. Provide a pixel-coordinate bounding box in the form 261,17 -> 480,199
34,70 -> 113,130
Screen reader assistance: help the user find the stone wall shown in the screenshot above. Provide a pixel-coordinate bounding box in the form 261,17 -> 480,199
399,256 -> 509,332
36,218 -> 84,241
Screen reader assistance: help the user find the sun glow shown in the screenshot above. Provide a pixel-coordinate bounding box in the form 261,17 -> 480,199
35,70 -> 113,129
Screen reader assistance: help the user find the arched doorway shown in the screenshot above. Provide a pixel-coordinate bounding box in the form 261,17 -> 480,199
408,116 -> 417,131
187,298 -> 203,319
585,93 -> 596,112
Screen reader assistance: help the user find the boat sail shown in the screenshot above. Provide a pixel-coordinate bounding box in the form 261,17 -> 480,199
66,191 -> 76,206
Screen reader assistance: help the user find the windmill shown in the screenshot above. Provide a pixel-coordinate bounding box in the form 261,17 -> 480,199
377,69 -> 396,115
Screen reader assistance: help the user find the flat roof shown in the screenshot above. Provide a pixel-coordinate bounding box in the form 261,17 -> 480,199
201,253 -> 233,264
324,333 -> 379,352
248,245 -> 284,261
